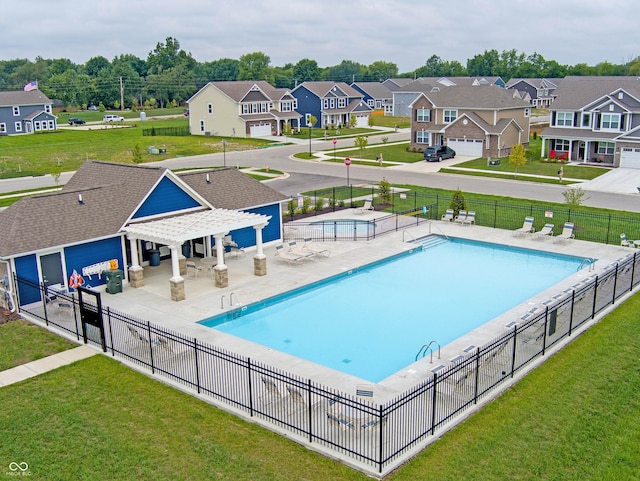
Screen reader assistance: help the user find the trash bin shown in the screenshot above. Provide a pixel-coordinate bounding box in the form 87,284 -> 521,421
148,250 -> 160,266
182,242 -> 191,258
105,269 -> 123,294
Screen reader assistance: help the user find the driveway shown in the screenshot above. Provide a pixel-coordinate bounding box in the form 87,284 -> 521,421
580,168 -> 640,194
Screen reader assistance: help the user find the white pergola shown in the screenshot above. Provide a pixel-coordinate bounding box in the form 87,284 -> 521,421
122,208 -> 271,284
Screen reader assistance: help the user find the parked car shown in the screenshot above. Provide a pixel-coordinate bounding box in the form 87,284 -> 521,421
68,118 -> 86,125
87,105 -> 98,111
103,114 -> 125,122
424,145 -> 455,162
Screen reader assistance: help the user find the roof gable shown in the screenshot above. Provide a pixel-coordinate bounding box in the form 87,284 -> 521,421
131,176 -> 203,220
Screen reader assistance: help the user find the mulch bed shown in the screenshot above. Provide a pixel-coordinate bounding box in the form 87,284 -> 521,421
0,308 -> 21,326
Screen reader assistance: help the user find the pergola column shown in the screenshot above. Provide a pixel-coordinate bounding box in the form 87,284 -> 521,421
169,245 -> 185,301
253,223 -> 267,277
540,137 -> 546,158
127,237 -> 144,288
213,233 -> 229,288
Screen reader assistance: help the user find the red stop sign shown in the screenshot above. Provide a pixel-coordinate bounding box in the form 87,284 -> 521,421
344,157 -> 351,166
333,137 -> 337,145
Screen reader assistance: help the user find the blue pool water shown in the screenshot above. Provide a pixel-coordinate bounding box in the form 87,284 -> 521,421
199,238 -> 585,382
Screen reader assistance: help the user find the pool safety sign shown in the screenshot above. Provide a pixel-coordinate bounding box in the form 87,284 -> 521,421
545,211 -> 554,218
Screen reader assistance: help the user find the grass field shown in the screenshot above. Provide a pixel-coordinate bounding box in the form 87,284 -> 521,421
1,290 -> 638,480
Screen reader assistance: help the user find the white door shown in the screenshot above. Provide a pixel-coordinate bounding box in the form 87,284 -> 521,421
355,114 -> 369,127
446,138 -> 484,157
620,147 -> 640,168
249,123 -> 272,137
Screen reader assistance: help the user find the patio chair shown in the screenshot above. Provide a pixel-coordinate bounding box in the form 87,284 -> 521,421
533,223 -> 554,239
441,209 -> 454,222
355,199 -> 374,214
513,216 -> 535,236
620,233 -> 634,247
302,238 -> 330,257
454,210 -> 467,224
554,222 -> 575,242
462,211 -> 476,225
186,261 -> 202,279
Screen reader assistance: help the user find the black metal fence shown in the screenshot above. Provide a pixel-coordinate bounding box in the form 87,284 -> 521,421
142,126 -> 190,136
14,250 -> 640,475
295,186 -> 640,245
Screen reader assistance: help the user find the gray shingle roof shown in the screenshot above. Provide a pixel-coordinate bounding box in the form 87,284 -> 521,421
0,89 -> 51,107
0,161 -> 286,258
351,82 -> 393,99
549,76 -> 640,110
420,85 -> 531,110
294,81 -> 363,98
200,81 -> 286,103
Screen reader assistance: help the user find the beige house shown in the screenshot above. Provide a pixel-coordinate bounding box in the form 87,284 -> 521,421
409,85 -> 531,158
187,81 -> 302,138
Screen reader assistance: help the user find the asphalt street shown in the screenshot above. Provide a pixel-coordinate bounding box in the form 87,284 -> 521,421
2,130 -> 640,213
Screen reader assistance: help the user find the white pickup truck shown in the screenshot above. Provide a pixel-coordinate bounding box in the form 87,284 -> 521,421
103,114 -> 124,122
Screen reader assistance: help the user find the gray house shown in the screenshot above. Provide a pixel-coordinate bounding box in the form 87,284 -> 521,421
541,76 -> 640,167
0,90 -> 57,135
351,82 -> 394,114
506,78 -> 562,107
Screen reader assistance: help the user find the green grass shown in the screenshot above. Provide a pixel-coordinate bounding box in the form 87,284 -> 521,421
55,107 -> 186,123
0,318 -> 76,371
0,118 -> 272,179
1,291 -> 639,480
453,156 -> 606,180
332,142 -> 423,163
369,114 -> 411,129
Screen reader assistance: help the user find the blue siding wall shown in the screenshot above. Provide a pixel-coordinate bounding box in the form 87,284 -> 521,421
14,254 -> 40,305
211,203 -> 282,250
292,86 -> 321,126
132,176 -> 201,219
64,237 -> 124,289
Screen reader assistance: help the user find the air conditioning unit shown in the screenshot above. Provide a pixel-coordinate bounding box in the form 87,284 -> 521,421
204,131 -> 211,136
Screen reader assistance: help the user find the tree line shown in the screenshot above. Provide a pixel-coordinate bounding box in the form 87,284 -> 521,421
1,36 -> 638,110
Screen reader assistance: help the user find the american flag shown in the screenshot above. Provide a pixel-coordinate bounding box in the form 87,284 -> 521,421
23,81 -> 37,91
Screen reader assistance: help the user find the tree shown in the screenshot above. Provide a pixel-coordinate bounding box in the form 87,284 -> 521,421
147,37 -> 195,74
323,60 -> 365,82
238,52 -> 271,81
84,56 -> 110,77
293,58 -> 320,83
562,186 -> 590,207
378,177 -> 392,204
509,143 -> 527,177
366,61 -> 398,81
449,189 -> 465,217
197,58 -> 240,81
467,49 -> 500,76
354,135 -> 368,157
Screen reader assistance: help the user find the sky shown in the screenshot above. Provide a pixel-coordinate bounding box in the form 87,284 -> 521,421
2,0 -> 638,72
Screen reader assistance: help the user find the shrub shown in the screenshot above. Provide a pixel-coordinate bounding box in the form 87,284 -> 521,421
449,188 -> 466,216
300,196 -> 311,214
314,197 -> 324,212
378,177 -> 392,204
287,198 -> 297,218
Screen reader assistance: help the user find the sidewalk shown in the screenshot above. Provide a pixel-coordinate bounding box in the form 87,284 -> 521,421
0,345 -> 97,387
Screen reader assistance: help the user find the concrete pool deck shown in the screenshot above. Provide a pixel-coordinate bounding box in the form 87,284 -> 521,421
83,209 -> 632,401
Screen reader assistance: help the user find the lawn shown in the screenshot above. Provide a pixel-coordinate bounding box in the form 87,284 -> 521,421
1,290 -> 638,480
0,118 -> 272,179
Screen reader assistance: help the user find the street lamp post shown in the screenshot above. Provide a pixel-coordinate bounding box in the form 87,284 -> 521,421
222,138 -> 226,167
308,123 -> 312,156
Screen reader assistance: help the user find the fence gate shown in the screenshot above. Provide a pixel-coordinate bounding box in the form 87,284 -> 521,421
78,286 -> 106,352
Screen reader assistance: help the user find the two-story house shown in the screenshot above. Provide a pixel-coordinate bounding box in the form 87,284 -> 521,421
187,81 -> 302,138
540,76 -> 640,168
506,78 -> 562,107
350,82 -> 394,114
0,89 -> 57,135
291,81 -> 372,128
410,84 -> 531,158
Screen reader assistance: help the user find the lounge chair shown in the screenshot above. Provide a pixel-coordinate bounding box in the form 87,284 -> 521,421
356,199 -> 374,214
261,376 -> 284,406
462,211 -> 475,225
287,241 -> 315,260
275,244 -> 305,264
620,233 -> 635,247
302,238 -> 330,257
441,209 -> 454,222
513,216 -> 535,236
533,223 -> 554,239
454,210 -> 467,224
554,222 -> 575,242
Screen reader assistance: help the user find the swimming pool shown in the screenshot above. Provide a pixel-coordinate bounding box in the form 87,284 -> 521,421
199,237 -> 585,382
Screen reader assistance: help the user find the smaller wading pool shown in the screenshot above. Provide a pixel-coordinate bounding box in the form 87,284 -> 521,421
199,237 -> 586,382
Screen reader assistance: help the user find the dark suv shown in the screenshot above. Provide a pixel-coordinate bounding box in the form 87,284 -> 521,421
68,118 -> 86,125
424,145 -> 455,162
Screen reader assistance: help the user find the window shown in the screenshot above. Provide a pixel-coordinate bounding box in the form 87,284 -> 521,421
281,101 -> 292,112
524,108 -> 530,117
367,99 -> 375,108
34,121 -> 41,131
443,110 -> 457,123
323,99 -> 329,109
597,142 -> 615,154
555,139 -> 569,151
0,123 -> 6,133
329,99 -> 335,109
14,122 -> 21,132
48,120 -> 55,129
581,113 -> 591,127
45,105 -> 52,114
207,104 -> 213,114
338,98 -> 346,108
601,113 -> 620,130
416,108 -> 431,122
242,104 -> 250,114
556,112 -> 573,127
12,106 -> 19,116
199,120 -> 205,132
416,131 -> 428,143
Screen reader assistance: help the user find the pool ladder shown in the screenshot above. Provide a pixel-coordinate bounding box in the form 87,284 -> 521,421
415,340 -> 441,363
578,258 -> 596,272
221,292 -> 241,309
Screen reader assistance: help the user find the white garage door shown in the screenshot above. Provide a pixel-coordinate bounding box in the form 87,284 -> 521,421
446,138 -> 484,157
355,114 -> 369,128
620,147 -> 640,168
249,123 -> 272,137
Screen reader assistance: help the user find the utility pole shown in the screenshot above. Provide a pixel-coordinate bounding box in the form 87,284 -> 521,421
120,77 -> 124,111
